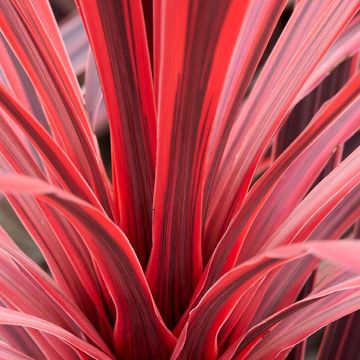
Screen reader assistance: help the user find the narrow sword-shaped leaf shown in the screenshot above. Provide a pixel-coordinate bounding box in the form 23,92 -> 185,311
205,0 -> 360,245
318,309 -> 360,360
76,0 -> 156,266
238,263 -> 356,354
0,340 -> 34,360
317,224 -> 360,360
264,146 -> 360,250
0,298 -> 77,360
0,85 -> 104,210
0,323 -> 45,359
0,253 -> 84,359
217,257 -> 318,353
297,14 -> 360,103
225,72 -> 360,268
148,0 -> 250,328
0,0 -> 113,214
0,308 -> 114,360
0,36 -> 47,130
310,184 -> 360,240
175,76 -> 360,332
0,175 -> 176,359
201,0 -> 287,257
0,228 -> 113,355
172,241 -> 360,359
223,278 -> 360,359
0,120 -> 111,335
238,85 -> 360,261
0,113 -> 106,327
26,0 -> 81,95
223,76 -> 359,349
231,173 -> 360,349
274,57 -> 354,157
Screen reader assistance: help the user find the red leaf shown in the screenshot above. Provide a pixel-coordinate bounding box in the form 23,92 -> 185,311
224,277 -> 360,359
204,0 -> 359,245
310,184 -> 360,240
217,257 -> 318,353
76,0 -> 156,266
0,119 -> 110,334
0,324 -> 45,359
172,241 -> 360,360
0,226 -> 112,355
202,0 -> 287,256
274,56 -> 355,157
238,77 -> 360,261
175,75 -> 360,332
0,175 -> 176,359
297,14 -> 360,103
0,340 -> 35,360
265,146 -> 360,249
148,0 -> 250,329
0,36 -> 47,129
0,307 -> 114,360
318,310 -> 360,359
0,0 -> 112,214
0,85 -> 104,210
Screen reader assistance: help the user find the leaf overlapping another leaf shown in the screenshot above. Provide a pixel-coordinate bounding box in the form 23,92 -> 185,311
0,0 -> 359,359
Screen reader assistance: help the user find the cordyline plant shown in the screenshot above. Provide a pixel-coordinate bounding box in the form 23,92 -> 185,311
0,0 -> 360,359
